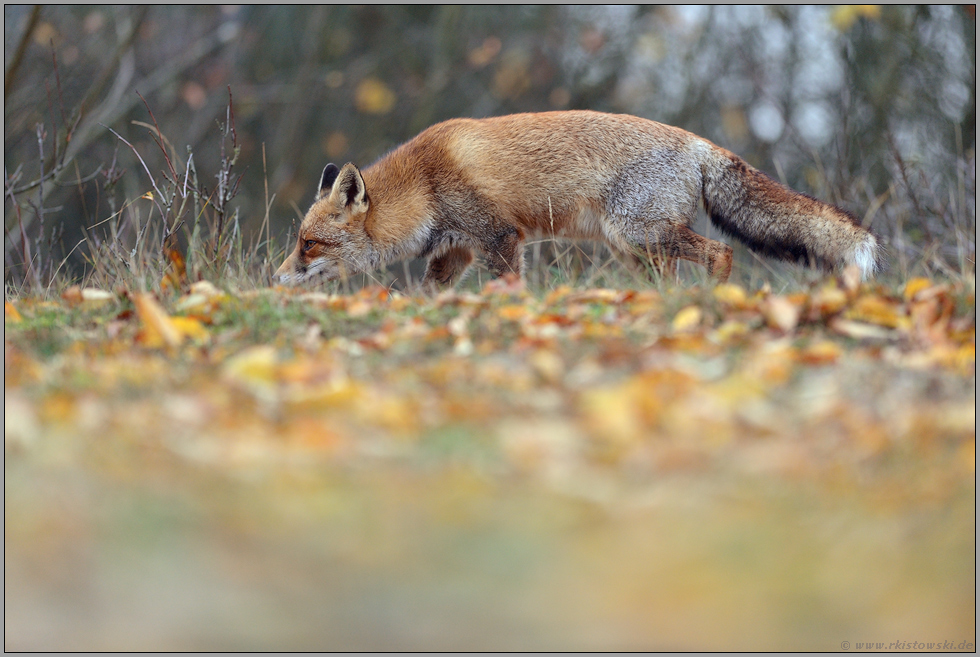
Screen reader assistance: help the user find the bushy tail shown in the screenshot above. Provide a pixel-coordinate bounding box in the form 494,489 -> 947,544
698,144 -> 879,278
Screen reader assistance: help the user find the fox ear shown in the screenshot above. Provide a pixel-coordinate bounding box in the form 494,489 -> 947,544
317,163 -> 340,200
331,163 -> 368,212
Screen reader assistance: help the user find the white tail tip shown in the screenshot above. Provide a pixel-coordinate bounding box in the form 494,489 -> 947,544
852,234 -> 879,280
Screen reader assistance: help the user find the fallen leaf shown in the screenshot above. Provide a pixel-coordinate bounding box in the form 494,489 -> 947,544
845,295 -> 908,329
762,295 -> 801,332
902,277 -> 933,302
170,316 -> 209,344
830,318 -> 898,341
133,293 -> 184,348
671,305 -> 702,333
810,285 -> 849,318
190,280 -> 223,298
61,285 -> 84,306
80,288 -> 115,307
346,300 -> 372,317
711,320 -> 751,345
223,345 -> 279,387
797,340 -> 843,365
713,283 -> 748,308
4,301 -> 23,322
498,304 -> 528,321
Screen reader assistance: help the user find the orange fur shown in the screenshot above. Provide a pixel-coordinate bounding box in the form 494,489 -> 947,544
276,111 -> 878,287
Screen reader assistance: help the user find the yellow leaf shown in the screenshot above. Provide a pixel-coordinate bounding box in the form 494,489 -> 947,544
580,385 -> 643,448
4,301 -> 23,322
223,345 -> 279,386
903,277 -> 933,302
711,319 -> 750,345
355,77 -> 396,115
134,293 -> 183,348
713,283 -> 747,308
170,316 -> 209,344
845,295 -> 908,329
810,285 -> 848,317
671,305 -> 702,332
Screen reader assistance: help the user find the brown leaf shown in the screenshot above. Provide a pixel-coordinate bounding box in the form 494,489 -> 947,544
61,285 -> 84,306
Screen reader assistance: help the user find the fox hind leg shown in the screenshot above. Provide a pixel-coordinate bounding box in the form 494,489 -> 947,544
666,225 -> 732,281
623,224 -> 732,282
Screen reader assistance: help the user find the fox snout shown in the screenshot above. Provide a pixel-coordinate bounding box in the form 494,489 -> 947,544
274,252 -> 303,285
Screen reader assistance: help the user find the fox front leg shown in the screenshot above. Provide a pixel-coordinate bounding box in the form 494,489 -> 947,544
480,225 -> 526,279
422,246 -> 475,288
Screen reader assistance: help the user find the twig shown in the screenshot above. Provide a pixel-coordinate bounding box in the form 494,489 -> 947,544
136,90 -> 179,184
101,123 -> 167,220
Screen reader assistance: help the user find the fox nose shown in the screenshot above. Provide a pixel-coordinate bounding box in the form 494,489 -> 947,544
273,258 -> 293,285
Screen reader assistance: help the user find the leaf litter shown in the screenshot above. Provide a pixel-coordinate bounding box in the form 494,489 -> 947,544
4,273 -> 975,650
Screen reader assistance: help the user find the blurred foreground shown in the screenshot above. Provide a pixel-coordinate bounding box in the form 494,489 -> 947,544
4,278 -> 975,650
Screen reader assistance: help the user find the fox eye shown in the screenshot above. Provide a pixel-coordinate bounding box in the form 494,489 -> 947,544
303,239 -> 317,251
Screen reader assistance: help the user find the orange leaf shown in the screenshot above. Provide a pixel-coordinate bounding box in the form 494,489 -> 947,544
498,304 -> 528,321
4,301 -> 23,322
902,277 -> 933,302
133,293 -> 183,348
797,340 -> 843,365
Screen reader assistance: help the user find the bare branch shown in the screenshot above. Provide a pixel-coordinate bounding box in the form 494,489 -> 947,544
101,124 -> 167,220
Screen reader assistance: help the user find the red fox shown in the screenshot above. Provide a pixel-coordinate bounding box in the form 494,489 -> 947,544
275,111 -> 878,287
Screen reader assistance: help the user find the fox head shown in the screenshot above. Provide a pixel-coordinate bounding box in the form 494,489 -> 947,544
275,162 -> 376,285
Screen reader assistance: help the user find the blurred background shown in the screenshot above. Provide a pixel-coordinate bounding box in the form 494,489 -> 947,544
4,5 -> 976,286
4,7 -> 977,650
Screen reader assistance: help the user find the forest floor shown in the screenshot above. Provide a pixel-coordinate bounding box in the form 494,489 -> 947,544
4,272 -> 975,650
